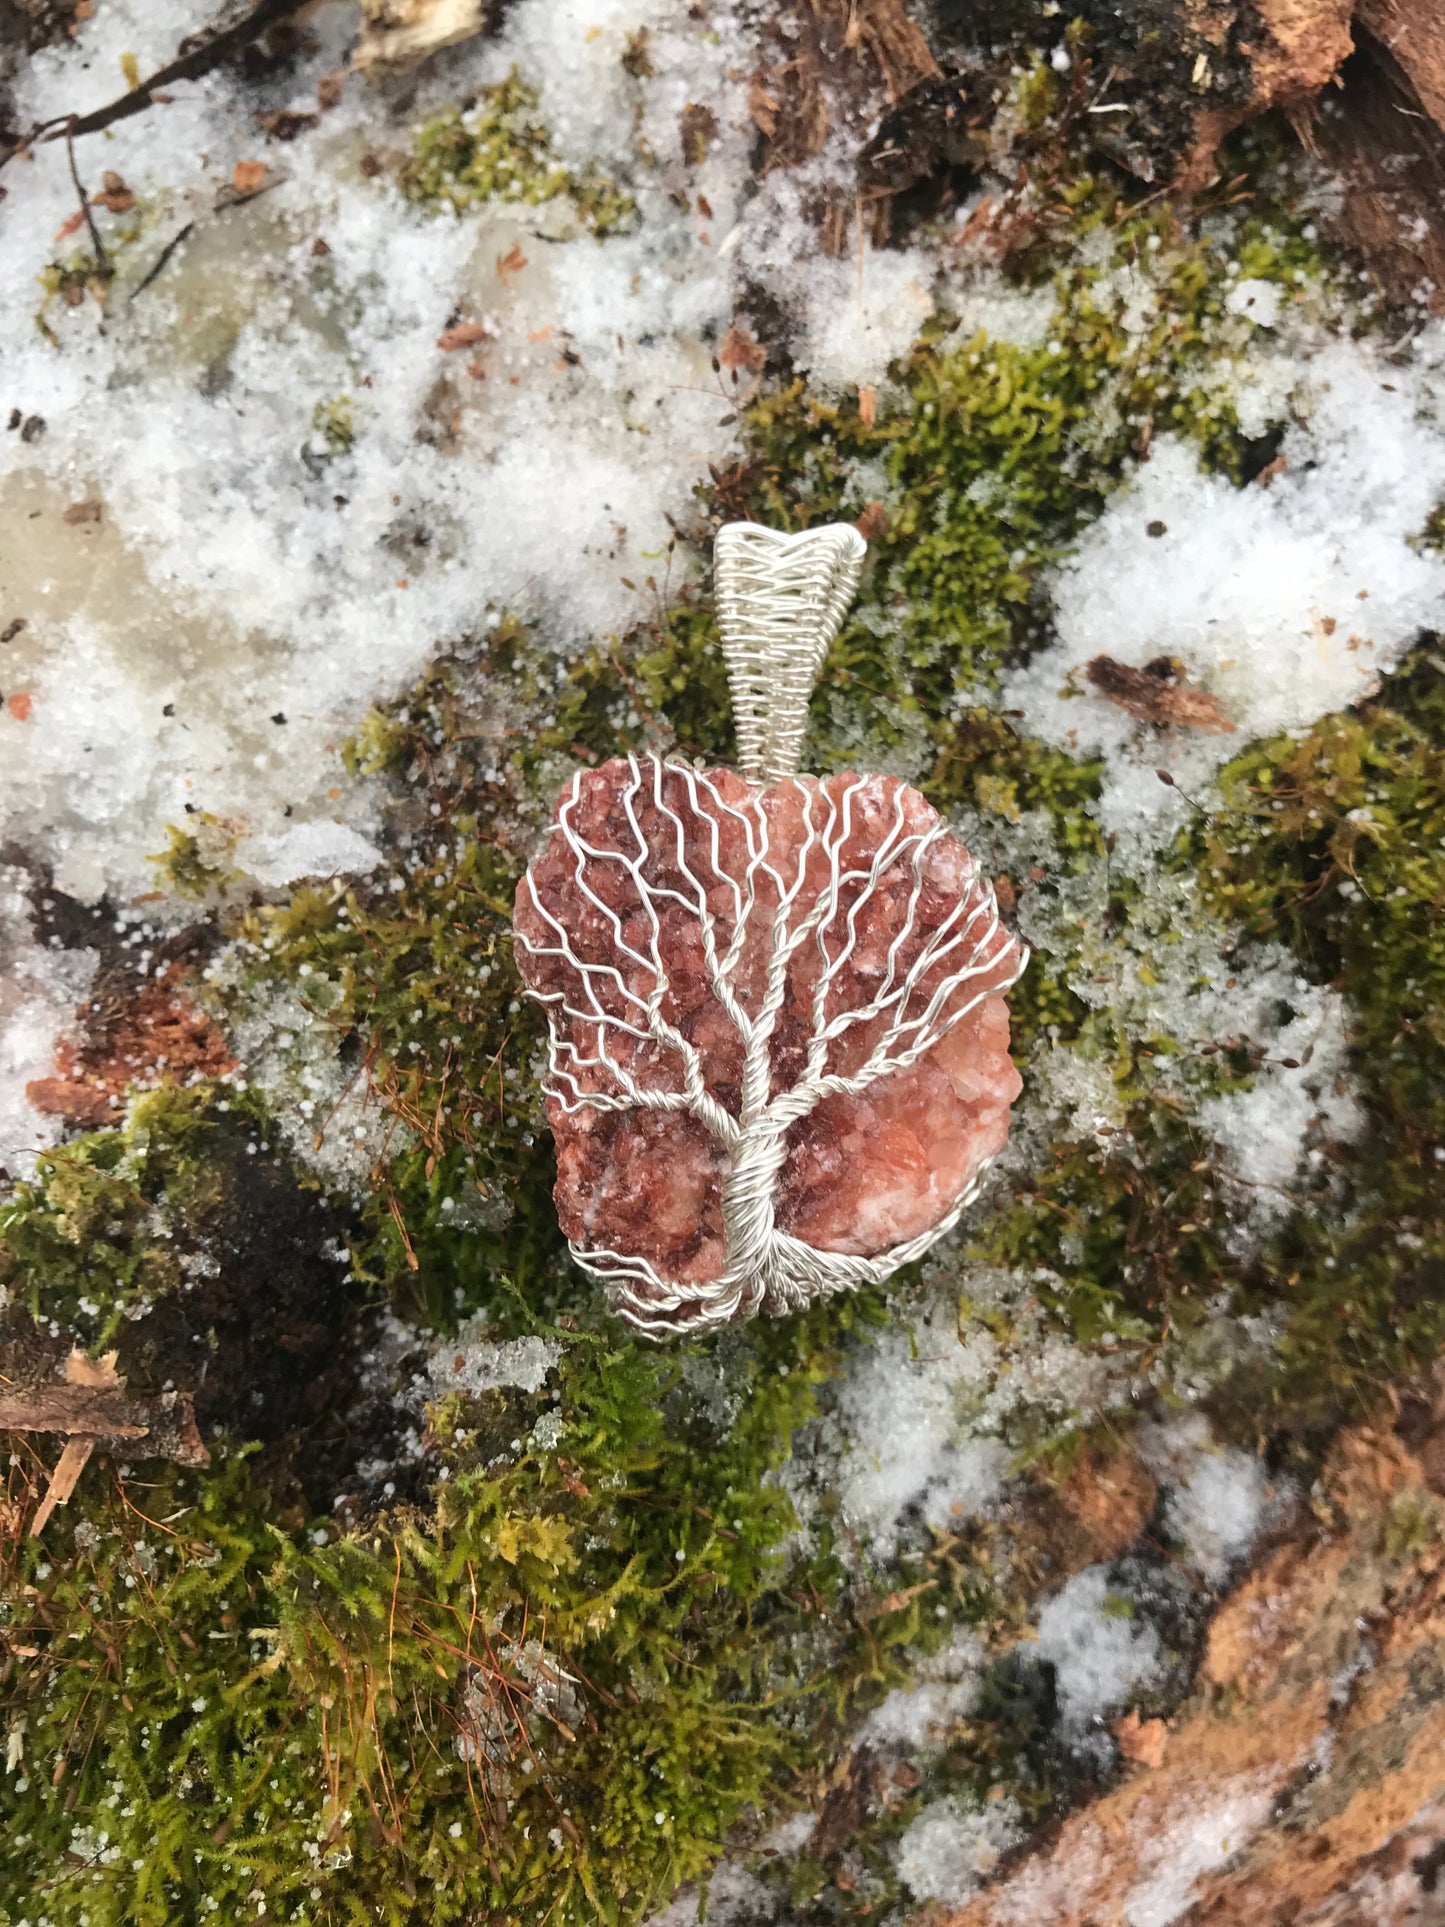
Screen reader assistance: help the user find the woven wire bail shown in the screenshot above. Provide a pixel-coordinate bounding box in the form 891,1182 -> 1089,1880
713,522 -> 867,783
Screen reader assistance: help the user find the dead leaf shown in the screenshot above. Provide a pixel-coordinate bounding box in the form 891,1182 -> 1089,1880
316,70 -> 347,110
857,384 -> 878,426
53,209 -> 86,243
231,160 -> 269,196
496,243 -> 528,276
717,321 -> 766,373
1084,655 -> 1236,733
436,320 -> 491,352
1254,453 -> 1289,486
62,499 -> 102,526
854,501 -> 889,543
7,693 -> 32,722
92,171 -> 134,213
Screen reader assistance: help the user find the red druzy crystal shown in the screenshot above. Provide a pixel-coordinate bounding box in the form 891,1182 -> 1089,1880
514,756 -> 1025,1328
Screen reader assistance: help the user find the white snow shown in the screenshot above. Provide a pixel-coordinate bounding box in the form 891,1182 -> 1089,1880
1224,278 -> 1284,328
236,821 -> 384,890
1013,867 -> 1364,1221
1033,1565 -> 1162,1733
0,868 -> 97,1174
793,245 -> 939,393
0,0 -> 752,907
895,1793 -> 1024,1905
646,1859 -> 780,1927
1120,1779 -> 1280,1925
1006,339 -> 1445,853
858,1628 -> 986,1751
1140,1415 -> 1283,1583
424,1325 -> 562,1399
225,981 -> 400,1192
781,1271 -> 1141,1569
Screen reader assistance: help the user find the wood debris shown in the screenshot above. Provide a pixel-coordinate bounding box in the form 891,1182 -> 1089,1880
0,1347 -> 208,1463
0,1347 -> 209,1535
257,108 -> 320,141
679,102 -> 717,168
1085,654 -> 1236,733
1358,0 -> 1445,132
353,0 -> 486,79
943,1420 -> 1445,1927
1113,1709 -> 1169,1769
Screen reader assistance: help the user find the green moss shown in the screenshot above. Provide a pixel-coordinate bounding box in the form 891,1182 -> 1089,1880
0,1085 -> 225,1345
402,71 -> 634,234
147,816 -> 241,899
1169,658 -> 1445,1435
0,1105 -> 973,1925
309,394 -> 355,457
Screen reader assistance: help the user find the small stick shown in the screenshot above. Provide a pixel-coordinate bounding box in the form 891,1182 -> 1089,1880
31,1436 -> 96,1536
129,221 -> 195,303
65,119 -> 108,271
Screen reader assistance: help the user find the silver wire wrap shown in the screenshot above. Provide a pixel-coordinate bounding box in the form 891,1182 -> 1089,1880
714,520 -> 867,784
516,518 -> 1029,1337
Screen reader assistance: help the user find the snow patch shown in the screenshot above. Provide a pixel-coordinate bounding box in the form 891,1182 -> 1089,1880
895,1793 -> 1025,1905
1141,1415 -> 1283,1583
0,0 -> 751,908
1033,1565 -> 1162,1732
858,1628 -> 986,1751
1006,339 -> 1445,852
794,246 -> 938,392
0,870 -> 98,1175
237,822 -> 384,890
425,1325 -> 562,1399
1120,1779 -> 1280,1925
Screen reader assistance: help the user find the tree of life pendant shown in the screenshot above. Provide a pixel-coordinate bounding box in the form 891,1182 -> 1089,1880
514,522 -> 1028,1335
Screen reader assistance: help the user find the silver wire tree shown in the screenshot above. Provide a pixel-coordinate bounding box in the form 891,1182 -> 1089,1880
514,523 -> 1027,1334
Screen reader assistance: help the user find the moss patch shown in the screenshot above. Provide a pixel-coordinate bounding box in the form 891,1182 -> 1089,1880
1176,657 -> 1445,1435
0,1109 -> 984,1925
401,71 -> 634,234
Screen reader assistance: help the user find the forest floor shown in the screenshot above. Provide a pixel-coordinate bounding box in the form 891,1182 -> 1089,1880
3,1 -> 1445,1923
